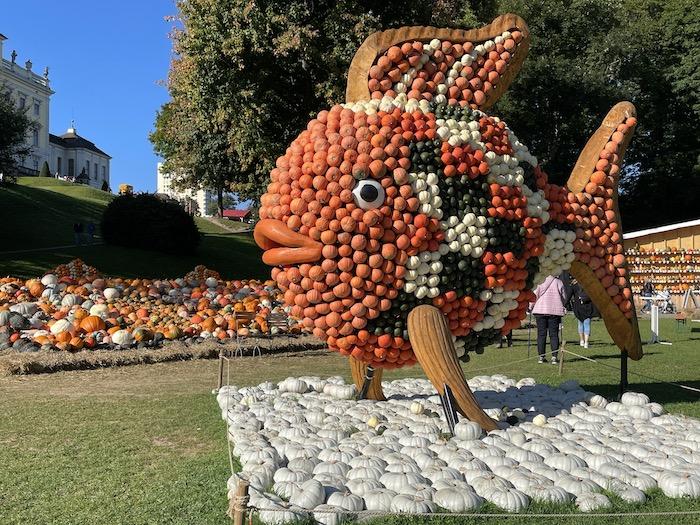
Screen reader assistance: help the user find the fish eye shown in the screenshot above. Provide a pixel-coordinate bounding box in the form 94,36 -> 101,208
352,179 -> 385,210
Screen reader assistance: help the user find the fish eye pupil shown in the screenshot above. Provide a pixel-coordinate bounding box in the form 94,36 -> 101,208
360,183 -> 379,202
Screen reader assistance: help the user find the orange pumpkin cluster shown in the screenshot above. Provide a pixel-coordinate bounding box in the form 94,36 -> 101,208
368,32 -> 525,106
488,183 -> 527,221
440,142 -> 488,179
0,264 -> 298,352
546,116 -> 638,318
260,106 -> 441,367
432,291 -> 485,337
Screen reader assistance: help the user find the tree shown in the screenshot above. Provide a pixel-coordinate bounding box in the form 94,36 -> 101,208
206,193 -> 237,216
151,0 -> 478,216
487,0 -> 699,229
101,180 -> 111,193
0,89 -> 34,177
39,161 -> 50,177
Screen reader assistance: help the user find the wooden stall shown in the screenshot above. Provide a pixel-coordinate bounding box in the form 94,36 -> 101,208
624,218 -> 700,311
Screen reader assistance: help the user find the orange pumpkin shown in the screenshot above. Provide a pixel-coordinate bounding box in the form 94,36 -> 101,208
80,315 -> 106,333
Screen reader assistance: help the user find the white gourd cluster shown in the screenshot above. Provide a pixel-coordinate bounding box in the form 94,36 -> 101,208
217,375 -> 700,522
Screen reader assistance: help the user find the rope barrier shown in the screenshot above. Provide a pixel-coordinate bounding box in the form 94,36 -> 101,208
561,348 -> 700,395
248,505 -> 700,519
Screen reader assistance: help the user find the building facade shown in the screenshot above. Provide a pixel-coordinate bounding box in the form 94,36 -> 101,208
156,163 -> 216,216
0,33 -> 53,175
0,33 -> 110,189
50,125 -> 111,190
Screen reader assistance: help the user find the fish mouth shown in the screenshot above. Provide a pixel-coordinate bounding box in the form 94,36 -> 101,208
254,219 -> 323,266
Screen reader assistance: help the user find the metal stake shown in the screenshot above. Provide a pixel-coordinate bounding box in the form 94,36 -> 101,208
358,366 -> 375,400
620,350 -> 628,398
440,383 -> 459,436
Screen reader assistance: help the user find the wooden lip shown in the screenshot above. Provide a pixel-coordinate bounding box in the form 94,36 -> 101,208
254,219 -> 323,266
346,13 -> 530,108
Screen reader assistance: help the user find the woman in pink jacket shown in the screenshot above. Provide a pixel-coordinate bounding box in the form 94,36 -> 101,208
530,275 -> 566,364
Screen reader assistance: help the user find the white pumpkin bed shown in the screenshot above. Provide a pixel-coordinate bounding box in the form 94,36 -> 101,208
216,375 -> 700,523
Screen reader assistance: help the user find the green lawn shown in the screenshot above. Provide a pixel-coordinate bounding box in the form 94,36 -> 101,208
0,178 -> 268,280
0,317 -> 698,525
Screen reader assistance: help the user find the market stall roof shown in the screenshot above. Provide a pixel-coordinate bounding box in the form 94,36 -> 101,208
623,218 -> 700,240
222,209 -> 250,219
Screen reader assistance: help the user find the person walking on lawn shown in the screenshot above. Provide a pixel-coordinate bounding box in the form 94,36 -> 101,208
566,277 -> 594,348
530,274 -> 566,364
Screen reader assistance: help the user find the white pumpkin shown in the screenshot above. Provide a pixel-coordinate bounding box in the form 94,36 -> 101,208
89,304 -> 109,317
390,494 -> 437,513
345,478 -> 383,497
481,487 -> 529,512
557,476 -> 603,496
50,319 -> 72,335
363,488 -> 396,511
289,479 -> 325,509
111,329 -> 133,346
453,420 -> 483,441
279,378 -> 308,394
620,392 -> 650,406
312,504 -> 345,525
410,402 -> 424,415
326,491 -> 364,511
273,481 -> 301,500
273,468 -> 311,484
575,492 -> 612,512
532,414 -> 547,427
524,483 -> 571,504
658,472 -> 700,498
433,487 -> 484,512
103,287 -> 120,300
41,274 -> 58,286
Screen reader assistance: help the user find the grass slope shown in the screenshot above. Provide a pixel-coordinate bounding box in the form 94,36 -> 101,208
0,317 -> 698,525
0,178 -> 268,280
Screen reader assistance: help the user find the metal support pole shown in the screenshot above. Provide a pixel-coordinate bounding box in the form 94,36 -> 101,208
358,366 -> 375,400
527,311 -> 532,357
620,350 -> 628,397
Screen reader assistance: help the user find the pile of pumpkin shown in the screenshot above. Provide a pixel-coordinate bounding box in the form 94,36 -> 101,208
219,375 -> 700,521
0,261 -> 301,353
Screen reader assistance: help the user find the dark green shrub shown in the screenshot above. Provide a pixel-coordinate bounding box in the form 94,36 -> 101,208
101,194 -> 201,254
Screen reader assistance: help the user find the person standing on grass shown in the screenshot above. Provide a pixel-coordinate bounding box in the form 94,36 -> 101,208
530,274 -> 566,364
86,222 -> 95,244
566,277 -> 594,348
73,222 -> 81,245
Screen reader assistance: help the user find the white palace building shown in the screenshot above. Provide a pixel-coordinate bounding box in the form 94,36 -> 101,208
0,33 -> 111,189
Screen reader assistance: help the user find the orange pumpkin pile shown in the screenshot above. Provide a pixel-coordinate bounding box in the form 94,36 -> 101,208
0,262 -> 300,352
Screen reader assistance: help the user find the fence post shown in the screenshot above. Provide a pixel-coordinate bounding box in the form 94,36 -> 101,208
558,341 -> 565,376
231,479 -> 250,525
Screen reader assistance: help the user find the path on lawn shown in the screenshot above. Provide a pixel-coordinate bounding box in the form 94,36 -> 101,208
0,242 -> 104,255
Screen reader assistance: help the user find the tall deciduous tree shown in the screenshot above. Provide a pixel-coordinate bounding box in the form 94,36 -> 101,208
153,0 -> 698,229
489,0 -> 699,229
0,89 -> 34,178
151,0 -> 477,216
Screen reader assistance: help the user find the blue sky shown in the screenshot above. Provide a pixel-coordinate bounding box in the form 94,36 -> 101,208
3,1 -> 176,192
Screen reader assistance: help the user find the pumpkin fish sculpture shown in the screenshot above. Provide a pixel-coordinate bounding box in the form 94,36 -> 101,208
254,14 -> 642,430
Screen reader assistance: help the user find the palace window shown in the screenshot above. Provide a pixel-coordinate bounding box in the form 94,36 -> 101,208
68,158 -> 75,177
57,157 -> 62,174
32,129 -> 39,146
94,163 -> 98,179
102,166 -> 106,178
19,96 -> 25,109
34,101 -> 40,116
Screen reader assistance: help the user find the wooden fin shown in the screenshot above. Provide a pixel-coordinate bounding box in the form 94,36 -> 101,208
350,357 -> 386,400
407,305 -> 496,431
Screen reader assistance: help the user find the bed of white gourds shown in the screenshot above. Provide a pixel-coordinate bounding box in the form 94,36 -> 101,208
216,375 -> 700,523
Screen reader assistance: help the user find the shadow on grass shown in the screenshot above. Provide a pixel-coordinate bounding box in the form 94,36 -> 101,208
582,381 -> 700,405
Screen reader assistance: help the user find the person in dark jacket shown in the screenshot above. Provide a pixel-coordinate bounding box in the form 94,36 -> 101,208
566,278 -> 594,348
